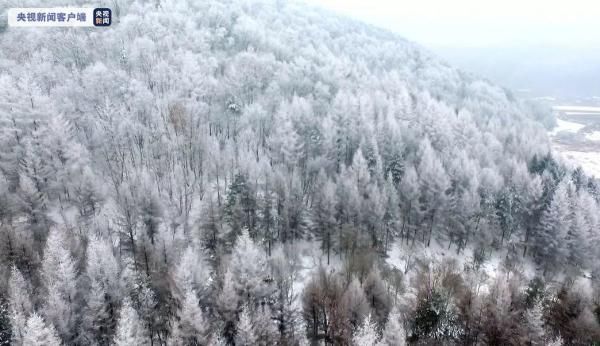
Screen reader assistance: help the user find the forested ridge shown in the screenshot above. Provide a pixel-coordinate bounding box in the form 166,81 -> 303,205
0,0 -> 599,345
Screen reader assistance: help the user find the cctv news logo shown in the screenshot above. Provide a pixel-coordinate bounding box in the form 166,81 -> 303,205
8,7 -> 112,27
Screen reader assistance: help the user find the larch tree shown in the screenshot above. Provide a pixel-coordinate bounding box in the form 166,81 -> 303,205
229,229 -> 272,304
342,277 -> 370,329
379,308 -> 406,346
547,335 -> 564,346
113,298 -> 148,346
535,179 -> 571,275
217,269 -> 240,343
524,301 -> 546,345
398,164 -> 420,245
170,288 -> 209,345
235,307 -> 257,346
363,267 -> 391,325
22,313 -> 61,346
416,139 -> 450,247
0,295 -> 9,346
8,266 -> 33,346
352,314 -> 380,346
172,246 -> 210,303
312,175 -> 337,264
1,0 -> 600,343
381,176 -> 400,255
208,333 -> 227,346
565,198 -> 586,271
79,280 -> 111,346
251,304 -> 279,346
41,228 -> 78,343
80,236 -> 120,344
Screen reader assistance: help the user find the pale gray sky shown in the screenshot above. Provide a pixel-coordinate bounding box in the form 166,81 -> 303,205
306,0 -> 600,48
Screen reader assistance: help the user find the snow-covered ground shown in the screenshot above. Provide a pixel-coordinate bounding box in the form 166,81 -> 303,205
549,117 -> 600,177
549,118 -> 585,135
286,240 -> 345,310
586,131 -> 600,141
552,105 -> 600,113
386,240 -> 536,296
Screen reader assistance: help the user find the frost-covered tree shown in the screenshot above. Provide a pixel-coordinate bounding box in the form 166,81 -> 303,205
252,304 -> 278,346
535,179 -> 571,274
417,139 -> 450,246
22,313 -> 61,346
170,289 -> 209,345
229,230 -> 272,304
172,246 -> 210,303
8,266 -> 33,346
217,269 -> 239,343
79,280 -> 111,346
41,228 -> 78,343
208,332 -> 227,346
79,236 -> 120,344
524,301 -> 546,345
0,0 -> 599,342
398,164 -> 420,245
113,299 -> 148,346
381,176 -> 400,254
565,200 -> 586,271
363,268 -> 391,325
547,335 -> 564,346
235,307 -> 257,346
0,296 -> 10,346
379,308 -> 406,346
352,314 -> 380,346
342,277 -> 370,328
312,174 -> 337,264
85,236 -> 120,296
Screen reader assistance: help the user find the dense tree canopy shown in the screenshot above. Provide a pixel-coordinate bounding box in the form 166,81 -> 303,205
0,0 -> 599,345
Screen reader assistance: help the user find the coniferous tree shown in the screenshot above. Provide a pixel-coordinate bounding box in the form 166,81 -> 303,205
399,164 -> 420,245
524,301 -> 546,345
41,228 -> 78,343
79,280 -> 111,346
417,140 -> 449,247
312,174 -> 337,264
235,307 -> 257,346
0,0 -> 600,343
352,314 -> 380,346
22,313 -> 61,346
252,304 -> 278,346
8,266 -> 32,346
170,289 -> 209,346
0,295 -> 10,346
379,308 -> 406,346
113,299 -> 148,346
172,246 -> 210,304
229,230 -> 272,304
217,269 -> 239,343
535,180 -> 571,274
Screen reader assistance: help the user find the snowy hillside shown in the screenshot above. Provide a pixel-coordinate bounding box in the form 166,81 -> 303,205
0,0 -> 599,345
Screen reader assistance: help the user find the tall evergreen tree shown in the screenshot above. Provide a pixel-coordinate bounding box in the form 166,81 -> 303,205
113,299 -> 148,346
22,313 -> 61,346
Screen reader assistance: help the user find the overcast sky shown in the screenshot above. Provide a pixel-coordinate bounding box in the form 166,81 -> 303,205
306,0 -> 600,48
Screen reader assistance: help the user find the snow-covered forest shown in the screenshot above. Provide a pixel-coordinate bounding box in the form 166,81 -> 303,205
1,0 -> 599,345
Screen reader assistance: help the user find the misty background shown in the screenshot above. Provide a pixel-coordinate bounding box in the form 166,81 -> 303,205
307,0 -> 600,101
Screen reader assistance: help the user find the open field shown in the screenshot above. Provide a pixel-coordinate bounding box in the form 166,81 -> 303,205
550,114 -> 600,177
